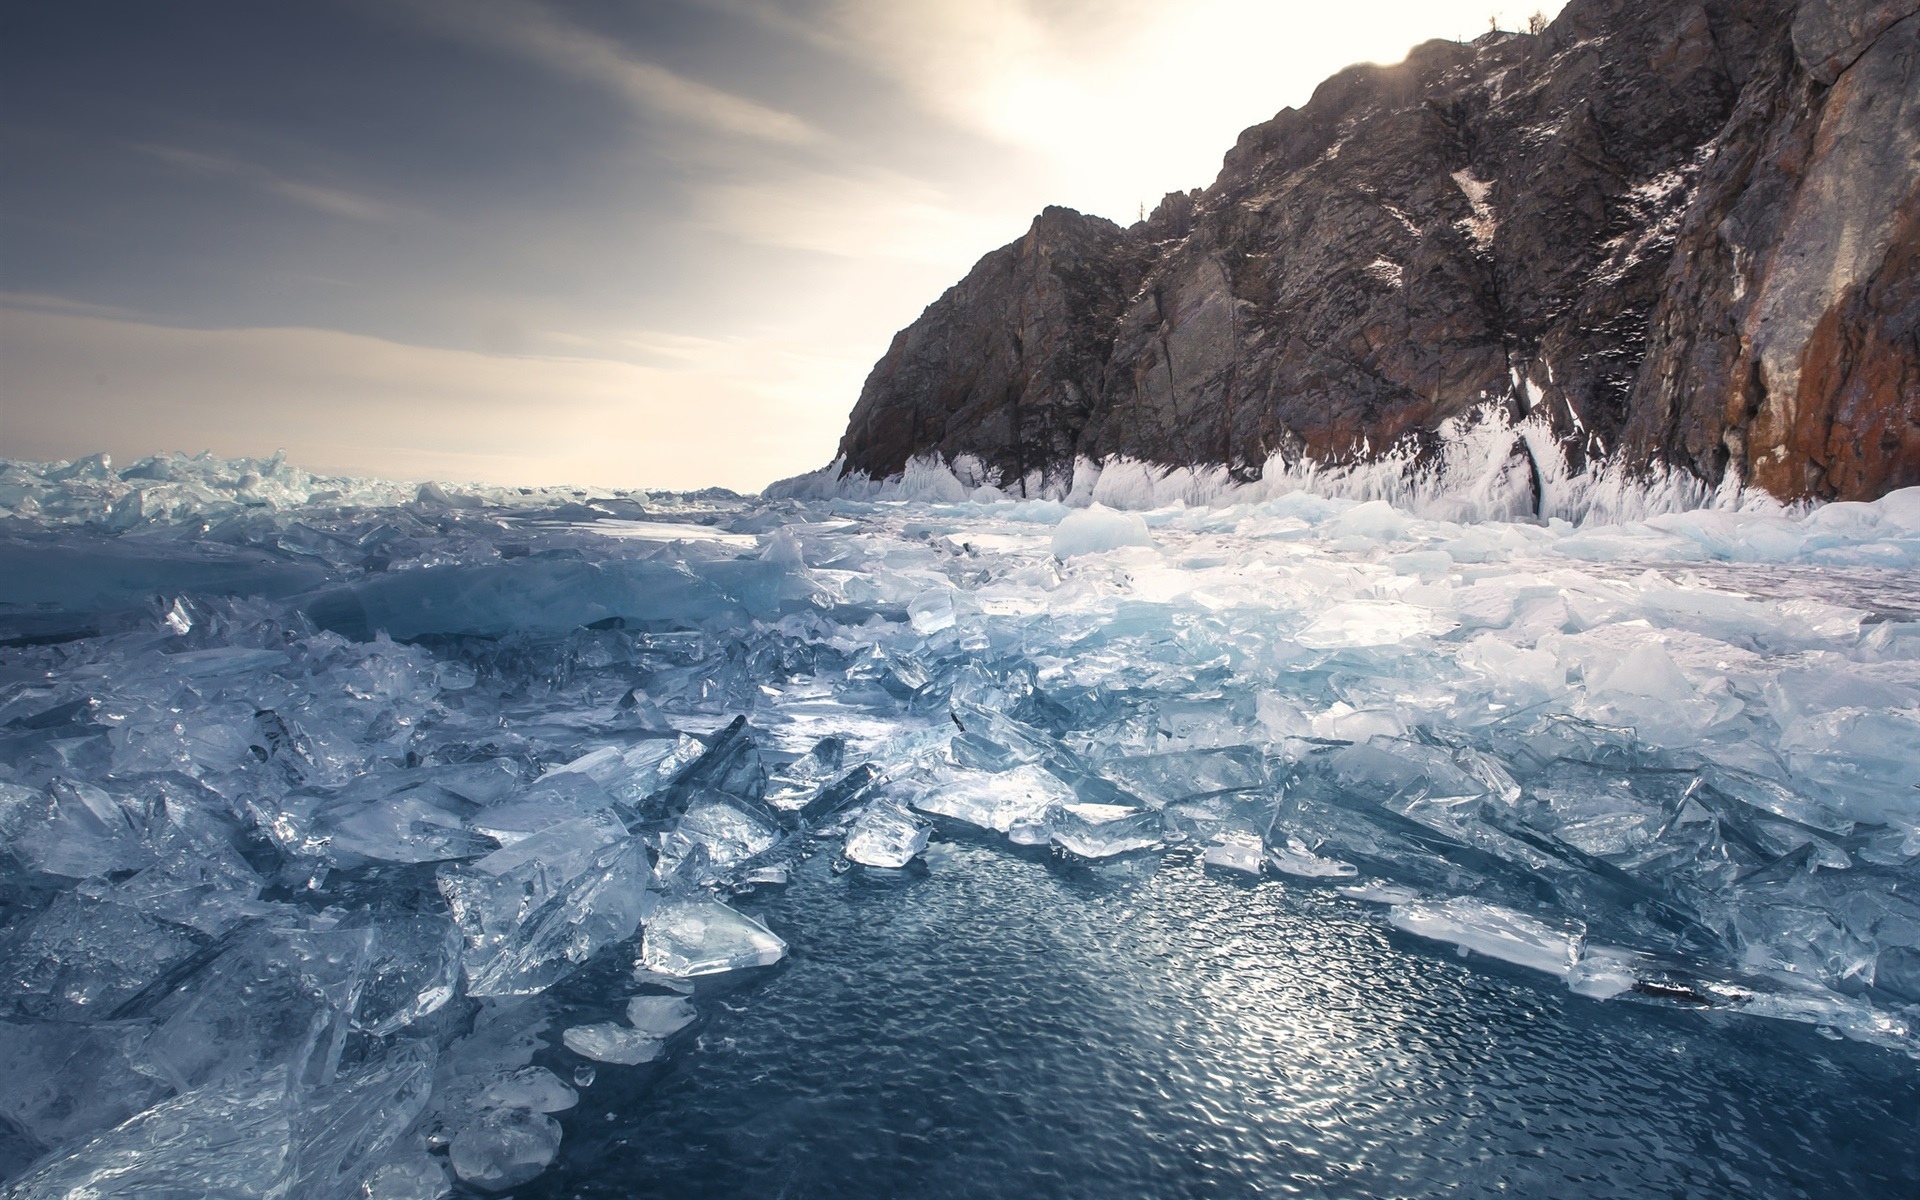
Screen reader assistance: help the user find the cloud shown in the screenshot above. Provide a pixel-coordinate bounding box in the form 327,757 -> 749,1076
134,143 -> 414,223
397,0 -> 819,145
0,308 -> 866,490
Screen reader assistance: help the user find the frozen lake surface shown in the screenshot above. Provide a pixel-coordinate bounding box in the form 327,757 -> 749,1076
1,451 -> 1917,1197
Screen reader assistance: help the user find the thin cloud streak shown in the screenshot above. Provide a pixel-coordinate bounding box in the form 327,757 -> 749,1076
397,0 -> 820,145
134,143 -> 415,223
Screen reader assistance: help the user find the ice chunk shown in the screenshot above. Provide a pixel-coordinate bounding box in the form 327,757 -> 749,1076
844,801 -> 931,867
765,737 -> 847,812
626,994 -> 697,1038
324,791 -> 496,864
660,794 -> 782,873
563,1022 -> 664,1065
293,1044 -> 437,1199
913,764 -> 1075,832
908,588 -> 958,633
440,838 -> 653,997
1048,803 -> 1161,859
0,1020 -> 171,1150
469,774 -> 619,844
1101,747 -> 1267,809
467,810 -> 627,877
478,1066 -> 578,1113
1389,897 -> 1583,978
1568,945 -> 1642,1000
1202,830 -> 1265,875
0,893 -> 205,1020
1052,506 -> 1153,558
1267,836 -> 1358,879
1338,882 -> 1421,905
639,898 -> 786,978
649,715 -> 767,813
146,927 -> 375,1092
13,776 -> 153,879
604,734 -> 706,807
794,764 -> 881,824
449,1105 -> 563,1192
361,1154 -> 453,1200
352,917 -> 459,1037
6,1067 -> 295,1200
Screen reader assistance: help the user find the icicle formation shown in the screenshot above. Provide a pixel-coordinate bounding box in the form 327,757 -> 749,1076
771,404 -> 1776,527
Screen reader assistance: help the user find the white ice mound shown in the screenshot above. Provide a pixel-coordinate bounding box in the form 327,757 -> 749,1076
640,899 -> 787,978
1051,506 -> 1153,559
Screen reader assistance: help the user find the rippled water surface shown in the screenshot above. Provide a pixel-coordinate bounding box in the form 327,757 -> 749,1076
531,841 -> 1920,1200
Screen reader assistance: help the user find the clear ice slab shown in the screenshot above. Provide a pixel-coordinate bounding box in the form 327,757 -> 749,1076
639,898 -> 787,978
844,800 -> 931,867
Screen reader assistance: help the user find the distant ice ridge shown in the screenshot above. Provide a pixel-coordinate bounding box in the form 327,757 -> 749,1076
768,404 -> 1774,528
3,451 -> 1920,1193
0,449 -> 659,529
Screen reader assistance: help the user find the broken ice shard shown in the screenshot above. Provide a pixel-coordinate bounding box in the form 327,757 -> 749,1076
145,927 -> 375,1092
1101,747 -> 1267,809
562,1022 -> 663,1065
7,1067 -> 296,1200
449,1104 -> 563,1192
659,794 -> 782,873
765,736 -> 846,812
1567,944 -> 1642,1000
1267,836 -> 1358,880
1048,803 -> 1161,859
1389,897 -> 1583,978
440,837 -> 653,997
626,994 -> 697,1037
477,1066 -> 578,1113
1202,830 -> 1265,875
639,898 -> 787,977
844,800 -> 931,867
353,915 -> 463,1036
913,764 -> 1075,833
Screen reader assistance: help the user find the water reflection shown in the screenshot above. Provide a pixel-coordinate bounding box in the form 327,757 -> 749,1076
529,840 -> 1920,1199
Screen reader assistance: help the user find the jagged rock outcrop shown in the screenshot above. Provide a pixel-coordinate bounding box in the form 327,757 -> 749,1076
834,0 -> 1920,503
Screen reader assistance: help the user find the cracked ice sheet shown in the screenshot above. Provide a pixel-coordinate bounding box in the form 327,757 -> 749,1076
6,455 -> 1920,1194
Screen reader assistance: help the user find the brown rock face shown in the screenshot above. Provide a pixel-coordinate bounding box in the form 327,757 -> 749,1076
834,0 -> 1920,504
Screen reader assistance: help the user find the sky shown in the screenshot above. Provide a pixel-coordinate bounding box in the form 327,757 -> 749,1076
1,0 -> 1565,492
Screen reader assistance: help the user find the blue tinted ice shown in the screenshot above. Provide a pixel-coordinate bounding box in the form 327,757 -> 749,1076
3,450 -> 1919,1193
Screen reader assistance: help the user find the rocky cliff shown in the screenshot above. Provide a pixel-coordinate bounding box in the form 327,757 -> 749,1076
832,0 -> 1920,503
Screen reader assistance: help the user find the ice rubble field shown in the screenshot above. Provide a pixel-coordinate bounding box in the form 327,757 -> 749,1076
2,449 -> 1920,1196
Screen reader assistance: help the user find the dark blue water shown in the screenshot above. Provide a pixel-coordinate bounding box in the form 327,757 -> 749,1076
527,839 -> 1919,1200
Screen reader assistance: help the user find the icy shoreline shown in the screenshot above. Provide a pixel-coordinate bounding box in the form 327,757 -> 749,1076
2,450 -> 1918,1195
